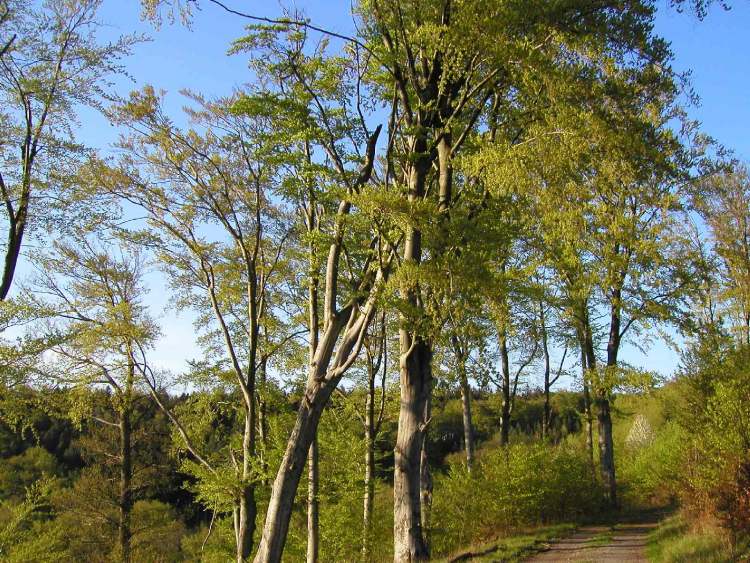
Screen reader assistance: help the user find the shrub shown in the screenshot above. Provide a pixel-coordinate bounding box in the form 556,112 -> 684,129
430,442 -> 602,557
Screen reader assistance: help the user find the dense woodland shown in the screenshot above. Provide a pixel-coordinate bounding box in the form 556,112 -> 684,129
1,0 -> 749,561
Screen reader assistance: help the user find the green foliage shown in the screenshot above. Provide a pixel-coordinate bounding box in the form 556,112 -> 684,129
0,447 -> 62,502
647,515 -> 736,563
615,342 -> 750,551
430,443 -> 602,557
0,478 -> 68,562
619,420 -> 687,506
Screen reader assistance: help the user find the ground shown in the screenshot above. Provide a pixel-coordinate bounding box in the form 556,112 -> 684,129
525,521 -> 658,562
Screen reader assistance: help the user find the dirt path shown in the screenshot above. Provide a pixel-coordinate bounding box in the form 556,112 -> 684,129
525,521 -> 658,562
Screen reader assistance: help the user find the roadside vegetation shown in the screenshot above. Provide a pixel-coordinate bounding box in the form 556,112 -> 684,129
1,0 -> 749,562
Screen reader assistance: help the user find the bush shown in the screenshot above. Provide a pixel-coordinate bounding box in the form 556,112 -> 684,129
0,447 -> 62,501
647,515 -> 735,563
430,442 -> 602,557
618,420 -> 687,507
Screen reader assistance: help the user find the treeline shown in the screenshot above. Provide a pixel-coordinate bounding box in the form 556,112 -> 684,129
0,385 -> 593,561
0,0 -> 748,562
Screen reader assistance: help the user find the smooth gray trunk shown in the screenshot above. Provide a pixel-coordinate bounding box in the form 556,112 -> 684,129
394,337 -> 432,562
306,436 -> 319,563
393,134 -> 431,562
253,377 -> 337,562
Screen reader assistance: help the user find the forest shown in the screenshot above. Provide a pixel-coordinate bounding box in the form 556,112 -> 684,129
1,0 -> 749,561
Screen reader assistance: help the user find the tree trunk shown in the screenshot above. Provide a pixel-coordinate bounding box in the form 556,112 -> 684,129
0,220 -> 23,300
595,394 -> 617,506
236,410 -> 257,562
543,384 -> 551,441
258,355 -> 269,487
419,388 -> 433,549
393,337 -> 432,562
601,299 -> 622,507
118,406 -> 132,563
541,317 -> 551,441
393,131 -> 432,562
579,342 -> 595,470
582,313 -> 617,506
253,377 -> 336,562
306,436 -> 319,563
499,327 -> 511,446
254,290 -> 378,563
306,233 -> 320,563
0,169 -> 30,301
236,486 -> 257,562
459,368 -> 475,471
362,366 -> 376,561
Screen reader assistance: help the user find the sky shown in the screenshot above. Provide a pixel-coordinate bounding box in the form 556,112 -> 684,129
60,0 -> 750,385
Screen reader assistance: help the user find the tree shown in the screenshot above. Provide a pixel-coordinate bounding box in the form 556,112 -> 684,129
33,239 -> 158,562
534,286 -> 569,441
696,165 -> 750,345
363,0 -> 690,553
98,86 -> 298,561
230,25 -> 390,562
0,0 -> 135,300
359,315 -> 389,559
0,1 -> 14,59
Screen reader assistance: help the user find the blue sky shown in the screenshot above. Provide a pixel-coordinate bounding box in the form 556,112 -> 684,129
70,0 -> 750,383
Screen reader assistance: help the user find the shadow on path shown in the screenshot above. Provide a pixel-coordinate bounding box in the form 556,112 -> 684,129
525,521 -> 659,562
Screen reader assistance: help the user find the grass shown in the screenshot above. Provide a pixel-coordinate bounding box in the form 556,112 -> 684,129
585,527 -> 614,547
437,523 -> 577,562
646,514 -> 734,563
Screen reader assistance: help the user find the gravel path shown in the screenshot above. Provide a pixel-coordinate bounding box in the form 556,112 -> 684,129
525,521 -> 658,562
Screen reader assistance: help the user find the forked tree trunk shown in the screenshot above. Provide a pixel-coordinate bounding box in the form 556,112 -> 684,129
253,126 -> 382,563
253,288 -> 379,562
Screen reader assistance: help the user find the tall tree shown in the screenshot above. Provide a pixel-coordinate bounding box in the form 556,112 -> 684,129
230,26 -> 391,562
359,315 -> 388,560
99,87 -> 296,561
0,0 -> 135,299
486,52 -> 694,504
696,165 -> 750,345
34,239 -> 157,562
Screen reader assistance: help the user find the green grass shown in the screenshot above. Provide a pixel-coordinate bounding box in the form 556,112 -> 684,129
437,523 -> 577,562
585,527 -> 614,547
646,515 -> 733,563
